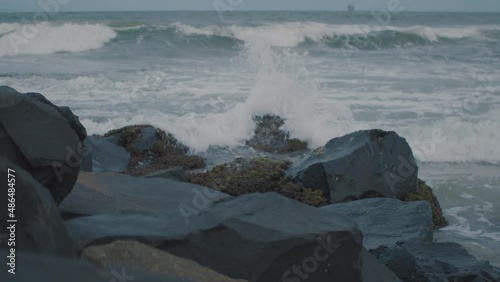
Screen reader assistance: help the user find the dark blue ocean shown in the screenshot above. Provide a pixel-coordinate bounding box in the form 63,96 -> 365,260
1,11 -> 499,265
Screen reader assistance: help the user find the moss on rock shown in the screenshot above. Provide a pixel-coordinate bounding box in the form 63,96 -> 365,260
404,179 -> 448,229
104,125 -> 150,153
104,125 -> 206,176
187,157 -> 327,207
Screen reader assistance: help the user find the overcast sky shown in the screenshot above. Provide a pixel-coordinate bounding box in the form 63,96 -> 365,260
1,0 -> 500,12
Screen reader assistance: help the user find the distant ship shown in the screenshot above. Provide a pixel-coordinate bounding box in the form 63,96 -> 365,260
348,5 -> 355,12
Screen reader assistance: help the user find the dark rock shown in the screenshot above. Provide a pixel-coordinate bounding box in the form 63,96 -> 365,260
66,192 -> 366,282
246,114 -> 308,154
81,135 -> 131,173
103,125 -> 205,176
187,157 -> 327,207
0,86 -> 86,203
0,251 -> 190,281
362,249 -> 401,282
371,240 -> 500,282
321,198 -> 433,250
82,240 -> 247,282
404,179 -> 448,229
59,171 -> 231,218
288,129 -> 418,204
0,157 -> 76,256
144,166 -> 186,182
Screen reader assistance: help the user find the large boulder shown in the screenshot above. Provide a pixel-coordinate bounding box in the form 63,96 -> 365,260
60,171 -> 231,218
66,192 -> 366,282
321,198 -> 433,250
0,86 -> 87,203
288,129 -> 418,203
0,157 -> 75,256
82,240 -> 247,282
371,240 -> 500,282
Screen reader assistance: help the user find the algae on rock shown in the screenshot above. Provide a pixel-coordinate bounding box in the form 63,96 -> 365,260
103,125 -> 206,176
404,179 -> 448,229
187,157 -> 327,207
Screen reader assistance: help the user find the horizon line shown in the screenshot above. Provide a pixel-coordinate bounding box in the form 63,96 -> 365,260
1,9 -> 500,13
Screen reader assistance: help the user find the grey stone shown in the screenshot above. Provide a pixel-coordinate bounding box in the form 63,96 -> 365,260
133,126 -> 160,152
371,240 -> 500,282
321,198 -> 433,250
0,86 -> 86,203
82,240 -> 247,282
66,192 -> 366,282
82,136 -> 131,173
0,157 -> 75,256
60,171 -> 231,217
288,129 -> 418,203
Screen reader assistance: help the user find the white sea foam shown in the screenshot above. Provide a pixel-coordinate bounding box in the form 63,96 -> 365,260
0,23 -> 116,57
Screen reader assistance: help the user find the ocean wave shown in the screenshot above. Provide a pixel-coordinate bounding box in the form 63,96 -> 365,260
166,22 -> 498,49
0,23 -> 117,57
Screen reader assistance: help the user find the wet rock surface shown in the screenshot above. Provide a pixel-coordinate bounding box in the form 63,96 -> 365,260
322,198 -> 434,250
371,240 -> 500,282
66,193 -> 365,282
288,129 -> 419,204
59,171 -> 231,218
0,86 -> 86,204
81,135 -> 130,173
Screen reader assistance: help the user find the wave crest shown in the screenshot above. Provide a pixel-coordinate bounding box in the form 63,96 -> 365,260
0,23 -> 117,57
168,22 -> 497,49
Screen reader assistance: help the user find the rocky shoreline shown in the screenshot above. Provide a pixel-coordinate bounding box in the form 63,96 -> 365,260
1,86 -> 499,281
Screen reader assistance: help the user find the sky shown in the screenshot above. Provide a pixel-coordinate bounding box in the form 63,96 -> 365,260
1,0 -> 500,13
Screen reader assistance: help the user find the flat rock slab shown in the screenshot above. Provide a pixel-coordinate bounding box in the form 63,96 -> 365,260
371,240 -> 500,282
66,192 -> 366,282
0,157 -> 75,256
0,251 -> 189,282
60,172 -> 231,217
321,198 -> 433,250
288,129 -> 418,203
82,240 -> 247,282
